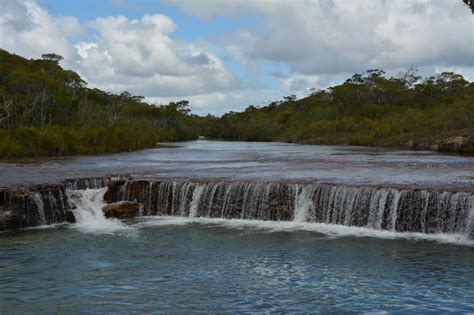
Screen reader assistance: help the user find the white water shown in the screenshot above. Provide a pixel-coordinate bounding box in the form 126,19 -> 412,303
65,186 -> 474,246
31,192 -> 46,225
66,188 -> 134,234
293,185 -> 314,222
189,185 -> 205,217
134,216 -> 474,247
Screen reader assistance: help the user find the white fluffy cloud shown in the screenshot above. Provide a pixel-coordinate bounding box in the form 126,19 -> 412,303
0,0 -> 82,62
0,0 -> 240,113
1,0 -> 473,115
167,0 -> 474,75
74,14 -> 240,97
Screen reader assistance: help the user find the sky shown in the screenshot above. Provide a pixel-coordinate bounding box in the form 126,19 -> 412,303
0,0 -> 473,115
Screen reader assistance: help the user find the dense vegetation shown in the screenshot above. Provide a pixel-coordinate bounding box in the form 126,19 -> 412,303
1,49 -> 473,159
203,69 -> 474,154
0,49 -> 200,158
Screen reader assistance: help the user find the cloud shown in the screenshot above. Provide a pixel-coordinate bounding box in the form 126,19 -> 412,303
0,0 -> 82,61
0,0 -> 241,111
167,0 -> 474,75
1,0 -> 472,115
148,88 -> 284,116
75,13 -> 240,97
281,74 -> 320,96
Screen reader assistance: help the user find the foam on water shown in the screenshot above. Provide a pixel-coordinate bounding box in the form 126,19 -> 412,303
134,216 -> 474,247
66,188 -> 135,235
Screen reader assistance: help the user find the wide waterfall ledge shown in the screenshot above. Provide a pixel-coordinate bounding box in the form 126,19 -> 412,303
1,177 -> 473,241
106,179 -> 474,238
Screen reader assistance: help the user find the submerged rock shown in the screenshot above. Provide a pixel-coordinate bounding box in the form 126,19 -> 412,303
102,201 -> 142,219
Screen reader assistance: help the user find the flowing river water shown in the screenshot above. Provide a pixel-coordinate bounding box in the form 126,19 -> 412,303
1,141 -> 473,312
1,140 -> 473,188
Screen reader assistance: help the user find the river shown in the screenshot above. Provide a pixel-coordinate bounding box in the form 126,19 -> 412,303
1,140 -> 473,189
0,141 -> 473,313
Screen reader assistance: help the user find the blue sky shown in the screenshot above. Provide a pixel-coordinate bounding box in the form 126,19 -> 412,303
37,0 -> 261,41
1,0 -> 473,115
36,0 -> 265,86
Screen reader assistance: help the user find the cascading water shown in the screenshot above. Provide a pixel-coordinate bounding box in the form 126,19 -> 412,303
189,184 -> 205,218
107,179 -> 474,239
293,185 -> 316,222
31,192 -> 46,226
66,188 -> 132,234
0,185 -> 70,231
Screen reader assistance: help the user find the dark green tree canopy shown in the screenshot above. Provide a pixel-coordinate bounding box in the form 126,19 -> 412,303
41,53 -> 64,63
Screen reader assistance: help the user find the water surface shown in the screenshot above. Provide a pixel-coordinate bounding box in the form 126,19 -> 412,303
1,219 -> 473,313
1,141 -> 473,313
1,141 -> 473,189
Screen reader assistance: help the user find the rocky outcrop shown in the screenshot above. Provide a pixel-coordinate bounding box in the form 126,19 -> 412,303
0,185 -> 68,231
436,135 -> 469,152
0,177 -> 109,231
1,176 -> 473,239
104,180 -> 127,203
102,201 -> 142,219
406,135 -> 471,153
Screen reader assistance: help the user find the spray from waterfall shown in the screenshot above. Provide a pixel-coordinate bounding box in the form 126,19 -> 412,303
66,188 -> 133,234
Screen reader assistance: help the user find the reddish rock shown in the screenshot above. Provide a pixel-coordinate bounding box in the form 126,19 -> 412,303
103,180 -> 127,203
437,136 -> 468,152
102,201 -> 142,219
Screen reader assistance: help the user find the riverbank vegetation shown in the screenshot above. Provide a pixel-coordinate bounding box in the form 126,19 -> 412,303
0,49 -> 199,158
1,49 -> 473,158
203,69 -> 474,154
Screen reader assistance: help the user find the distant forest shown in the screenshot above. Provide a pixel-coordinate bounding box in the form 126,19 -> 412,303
202,68 -> 474,154
0,49 -> 473,158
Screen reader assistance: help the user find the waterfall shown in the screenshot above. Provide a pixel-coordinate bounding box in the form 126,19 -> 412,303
65,177 -> 109,190
0,185 -> 69,231
189,185 -> 205,218
31,192 -> 46,226
66,188 -> 131,234
107,179 -> 474,238
294,185 -> 316,222
5,176 -> 471,238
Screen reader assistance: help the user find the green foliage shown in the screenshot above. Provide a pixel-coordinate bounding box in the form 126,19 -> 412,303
1,48 -> 472,158
0,49 -> 200,159
204,69 -> 474,154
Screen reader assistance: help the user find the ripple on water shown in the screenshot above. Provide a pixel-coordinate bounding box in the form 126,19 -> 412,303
0,219 -> 473,313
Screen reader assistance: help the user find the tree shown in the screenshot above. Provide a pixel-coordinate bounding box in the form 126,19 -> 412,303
283,95 -> 297,103
0,87 -> 13,135
175,100 -> 191,115
41,53 -> 63,63
397,66 -> 421,88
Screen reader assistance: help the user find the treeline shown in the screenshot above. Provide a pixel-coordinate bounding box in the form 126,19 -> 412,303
0,49 -> 200,158
1,49 -> 473,159
203,69 -> 474,154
